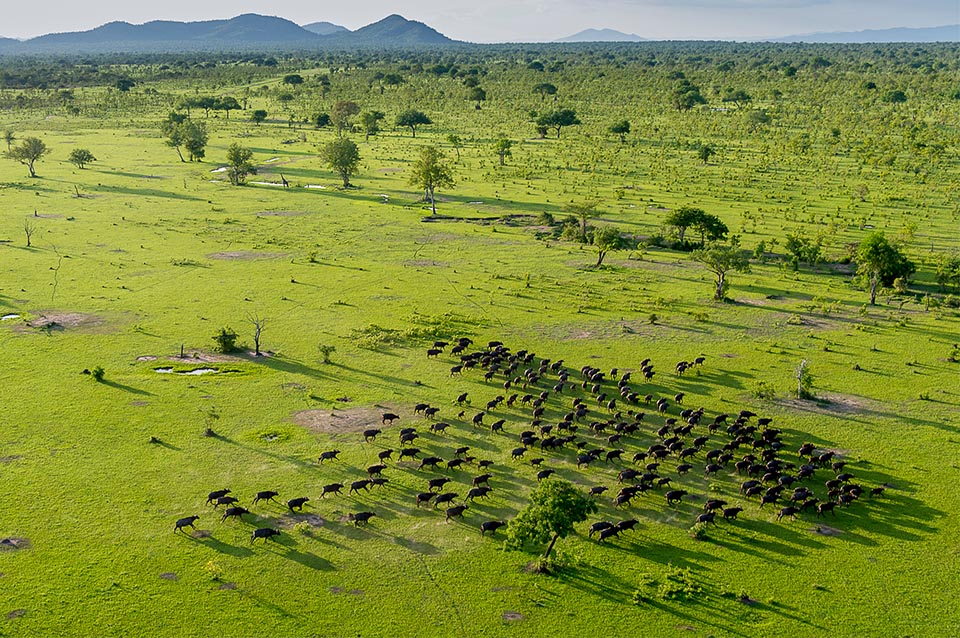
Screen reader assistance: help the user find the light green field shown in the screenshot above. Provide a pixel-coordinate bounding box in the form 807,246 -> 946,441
0,45 -> 958,637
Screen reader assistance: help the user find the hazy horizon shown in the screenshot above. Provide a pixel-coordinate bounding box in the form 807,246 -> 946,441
1,1 -> 957,42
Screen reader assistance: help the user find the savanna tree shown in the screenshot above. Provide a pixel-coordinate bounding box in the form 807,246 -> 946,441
68,148 -> 96,169
692,239 -> 752,300
6,137 -> 48,177
321,138 -> 361,187
396,109 -> 432,138
226,144 -> 256,186
409,146 -> 455,216
506,479 -> 597,569
856,232 -> 915,305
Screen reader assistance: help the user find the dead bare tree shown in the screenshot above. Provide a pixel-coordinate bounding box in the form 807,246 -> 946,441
24,217 -> 38,247
248,314 -> 266,356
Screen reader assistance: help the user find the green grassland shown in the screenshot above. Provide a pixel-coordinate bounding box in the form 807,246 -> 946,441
0,44 -> 958,637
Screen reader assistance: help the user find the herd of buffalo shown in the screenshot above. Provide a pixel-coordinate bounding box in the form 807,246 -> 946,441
176,338 -> 886,547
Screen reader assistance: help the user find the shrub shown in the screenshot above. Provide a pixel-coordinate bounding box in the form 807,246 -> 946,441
318,344 -> 336,363
91,366 -> 105,382
753,380 -> 776,400
212,327 -> 240,353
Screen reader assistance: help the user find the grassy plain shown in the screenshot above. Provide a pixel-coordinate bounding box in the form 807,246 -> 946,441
0,45 -> 958,637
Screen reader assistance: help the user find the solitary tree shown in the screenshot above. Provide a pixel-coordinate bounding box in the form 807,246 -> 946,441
856,232 -> 915,305
533,82 -> 558,101
446,134 -> 463,161
3,130 -> 13,152
609,120 -> 631,143
330,100 -> 360,136
251,109 -> 268,126
593,226 -> 627,267
282,74 -> 304,86
505,479 -> 597,570
6,137 -> 49,178
225,143 -> 256,186
468,86 -> 487,109
23,217 -> 38,247
360,111 -> 385,141
565,200 -> 601,243
692,240 -> 752,300
68,148 -> 96,169
216,96 -> 241,121
536,109 -> 580,139
248,315 -> 266,356
494,138 -> 513,166
697,144 -> 716,164
722,89 -> 752,108
321,138 -> 361,188
396,109 -> 432,138
409,146 -> 455,216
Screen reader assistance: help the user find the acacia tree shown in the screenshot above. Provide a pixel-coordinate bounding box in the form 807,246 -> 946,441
506,479 -> 597,569
536,109 -> 580,139
693,240 -> 751,300
593,226 -> 627,267
396,109 -> 432,138
251,109 -> 268,126
68,148 -> 96,169
856,232 -> 915,305
6,137 -> 49,177
533,82 -> 557,101
409,146 -> 455,216
226,144 -> 256,186
673,80 -> 707,111
609,120 -> 631,143
321,138 -> 361,187
664,206 -> 703,244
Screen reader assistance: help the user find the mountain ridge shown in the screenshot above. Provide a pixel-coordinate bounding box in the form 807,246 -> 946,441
557,28 -> 646,43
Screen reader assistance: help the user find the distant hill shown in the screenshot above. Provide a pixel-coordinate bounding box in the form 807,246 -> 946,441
326,14 -> 456,46
772,24 -> 959,43
302,21 -> 349,36
557,28 -> 645,43
0,13 -> 458,54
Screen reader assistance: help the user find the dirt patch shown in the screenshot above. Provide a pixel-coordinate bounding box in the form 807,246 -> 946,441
206,251 -> 288,261
0,456 -> 22,464
293,406 -> 394,434
404,259 -> 448,268
24,312 -> 106,333
6,609 -> 26,620
776,394 -> 877,416
167,351 -> 247,364
159,572 -> 178,581
130,401 -> 150,407
329,586 -> 343,594
348,589 -> 364,596
812,525 -> 842,536
219,582 -> 237,590
257,211 -> 307,217
137,355 -> 158,361
278,514 -> 326,529
378,167 -> 403,173
502,611 -> 524,622
0,538 -> 30,551
191,530 -> 212,539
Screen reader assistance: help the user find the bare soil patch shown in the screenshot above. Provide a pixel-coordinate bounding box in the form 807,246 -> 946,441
206,251 -> 288,261
404,259 -> 448,268
0,537 -> 30,551
0,456 -> 22,464
812,525 -> 842,536
159,572 -> 178,581
6,609 -> 26,620
218,582 -> 237,590
278,514 -> 326,529
502,611 -> 524,622
136,355 -> 158,361
293,406 -> 395,434
24,312 -> 106,333
776,394 -> 878,416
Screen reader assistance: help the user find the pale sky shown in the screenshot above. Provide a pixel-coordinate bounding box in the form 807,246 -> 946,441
1,0 -> 957,42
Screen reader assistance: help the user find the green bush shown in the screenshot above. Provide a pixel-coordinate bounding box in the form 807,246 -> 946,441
212,327 -> 240,353
91,366 -> 105,382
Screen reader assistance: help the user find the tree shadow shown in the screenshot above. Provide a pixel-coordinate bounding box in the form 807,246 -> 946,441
100,379 -> 154,395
